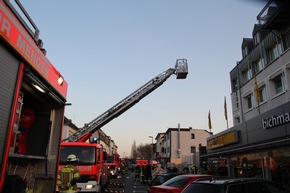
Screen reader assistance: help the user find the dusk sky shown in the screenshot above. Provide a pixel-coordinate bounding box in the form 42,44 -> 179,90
20,0 -> 265,156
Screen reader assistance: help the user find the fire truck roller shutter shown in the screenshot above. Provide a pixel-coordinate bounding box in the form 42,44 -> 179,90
0,43 -> 22,189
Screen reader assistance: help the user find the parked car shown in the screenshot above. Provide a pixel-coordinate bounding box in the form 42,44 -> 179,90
149,174 -> 211,193
182,177 -> 290,193
149,172 -> 184,187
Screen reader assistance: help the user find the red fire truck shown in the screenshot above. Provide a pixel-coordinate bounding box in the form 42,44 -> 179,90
0,1 -> 68,193
105,154 -> 121,178
58,140 -> 109,193
60,59 -> 188,192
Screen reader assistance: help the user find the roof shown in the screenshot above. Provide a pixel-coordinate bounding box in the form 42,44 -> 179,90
194,177 -> 268,185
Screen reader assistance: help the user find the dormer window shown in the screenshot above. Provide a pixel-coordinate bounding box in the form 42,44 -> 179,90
242,38 -> 253,58
254,32 -> 261,45
242,47 -> 248,58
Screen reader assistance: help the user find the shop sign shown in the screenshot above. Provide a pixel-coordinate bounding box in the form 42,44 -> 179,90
262,113 -> 290,129
207,131 -> 238,149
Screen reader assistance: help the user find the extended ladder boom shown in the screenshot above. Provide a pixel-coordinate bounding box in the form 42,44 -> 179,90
63,59 -> 188,142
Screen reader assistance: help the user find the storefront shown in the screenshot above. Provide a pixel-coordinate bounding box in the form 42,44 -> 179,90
204,101 -> 290,189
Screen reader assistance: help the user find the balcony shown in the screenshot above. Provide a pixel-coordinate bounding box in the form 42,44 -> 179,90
257,0 -> 290,30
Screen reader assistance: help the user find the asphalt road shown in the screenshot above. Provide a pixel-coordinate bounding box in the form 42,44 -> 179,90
106,170 -> 149,193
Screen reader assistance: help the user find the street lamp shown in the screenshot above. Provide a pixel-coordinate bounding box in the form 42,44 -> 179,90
149,136 -> 153,144
149,136 -> 153,158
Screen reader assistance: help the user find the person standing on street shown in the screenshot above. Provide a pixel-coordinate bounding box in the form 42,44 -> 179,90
135,164 -> 141,182
57,154 -> 81,193
183,165 -> 189,174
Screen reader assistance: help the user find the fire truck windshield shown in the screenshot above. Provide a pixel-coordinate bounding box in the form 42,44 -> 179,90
60,146 -> 96,165
106,155 -> 115,163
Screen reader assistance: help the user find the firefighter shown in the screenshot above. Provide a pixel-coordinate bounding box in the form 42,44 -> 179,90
183,165 -> 189,173
57,154 -> 81,193
140,163 -> 146,183
145,163 -> 152,184
135,164 -> 141,181
191,164 -> 198,174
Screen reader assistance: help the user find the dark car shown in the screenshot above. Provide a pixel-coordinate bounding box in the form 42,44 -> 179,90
182,177 -> 290,193
149,174 -> 211,193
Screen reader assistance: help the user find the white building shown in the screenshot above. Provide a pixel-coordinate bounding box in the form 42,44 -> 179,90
155,126 -> 211,169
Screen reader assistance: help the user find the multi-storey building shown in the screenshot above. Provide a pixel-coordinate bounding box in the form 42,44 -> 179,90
155,126 -> 211,170
204,0 -> 290,189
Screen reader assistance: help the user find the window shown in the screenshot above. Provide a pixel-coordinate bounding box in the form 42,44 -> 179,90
242,68 -> 252,82
273,74 -> 285,94
268,42 -> 282,62
227,184 -> 246,193
235,92 -> 239,109
191,146 -> 196,154
254,32 -> 261,45
191,134 -> 195,139
269,72 -> 286,97
253,58 -> 265,73
247,182 -> 270,193
234,116 -> 240,124
259,85 -> 267,103
245,94 -> 253,109
242,47 -> 248,58
232,78 -> 238,92
283,30 -> 290,50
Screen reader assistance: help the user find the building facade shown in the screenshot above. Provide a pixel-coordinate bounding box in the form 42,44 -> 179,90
204,1 -> 290,189
155,126 -> 211,170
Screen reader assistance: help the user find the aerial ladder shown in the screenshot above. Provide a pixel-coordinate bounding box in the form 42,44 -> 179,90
63,59 -> 188,142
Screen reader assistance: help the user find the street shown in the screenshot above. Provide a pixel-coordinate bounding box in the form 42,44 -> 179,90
106,170 -> 149,193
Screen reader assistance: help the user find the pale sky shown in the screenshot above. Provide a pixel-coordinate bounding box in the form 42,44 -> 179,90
20,0 -> 265,157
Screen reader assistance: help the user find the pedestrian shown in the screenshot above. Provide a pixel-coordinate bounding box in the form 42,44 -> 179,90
183,165 -> 189,174
145,163 -> 152,184
135,164 -> 141,182
57,154 -> 80,193
191,164 -> 198,174
140,163 -> 146,183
